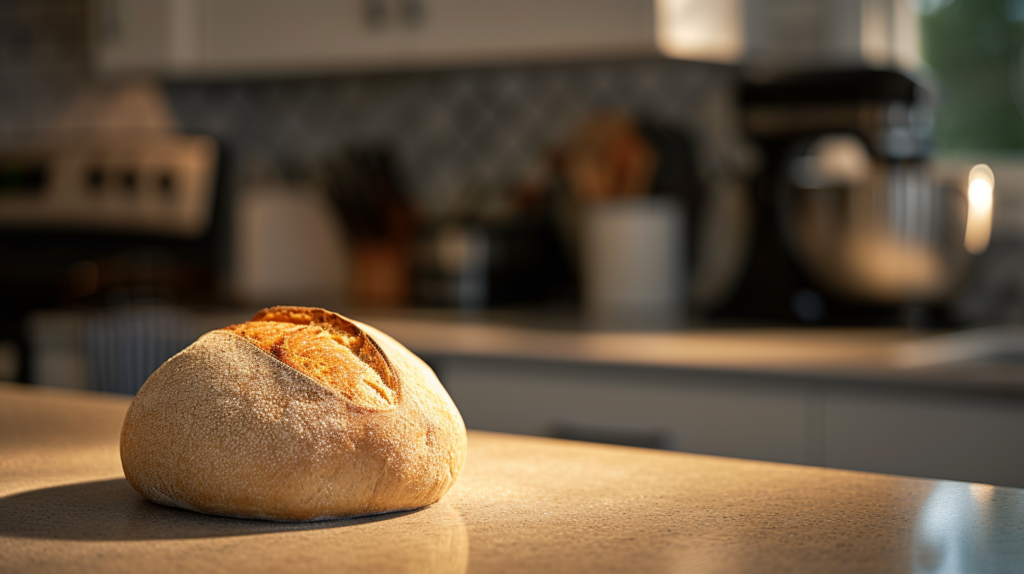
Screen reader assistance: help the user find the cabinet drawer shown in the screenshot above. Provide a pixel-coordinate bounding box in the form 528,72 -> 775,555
436,357 -> 807,465
824,389 -> 1024,488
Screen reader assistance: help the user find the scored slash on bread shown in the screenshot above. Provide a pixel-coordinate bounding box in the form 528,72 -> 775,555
120,306 -> 467,522
222,306 -> 400,410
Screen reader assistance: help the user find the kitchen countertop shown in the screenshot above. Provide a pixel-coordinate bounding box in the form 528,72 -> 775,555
3,382 -> 1024,573
28,305 -> 1024,395
358,315 -> 1024,394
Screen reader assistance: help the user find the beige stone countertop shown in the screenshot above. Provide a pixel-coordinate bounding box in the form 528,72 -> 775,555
3,381 -> 1023,573
357,316 -> 1024,394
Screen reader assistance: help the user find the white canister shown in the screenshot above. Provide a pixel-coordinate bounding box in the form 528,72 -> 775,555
581,198 -> 686,330
232,181 -> 349,307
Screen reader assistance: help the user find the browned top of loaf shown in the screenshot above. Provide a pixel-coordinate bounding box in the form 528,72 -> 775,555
222,306 -> 398,410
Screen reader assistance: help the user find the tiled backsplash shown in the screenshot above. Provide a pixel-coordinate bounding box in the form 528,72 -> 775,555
0,0 -> 90,140
163,60 -> 744,216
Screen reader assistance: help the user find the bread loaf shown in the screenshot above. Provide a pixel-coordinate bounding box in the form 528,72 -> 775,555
120,306 -> 467,521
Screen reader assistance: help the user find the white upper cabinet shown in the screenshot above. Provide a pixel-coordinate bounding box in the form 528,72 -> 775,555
406,0 -> 655,65
94,0 -> 663,77
92,0 -> 918,78
199,0 -> 406,73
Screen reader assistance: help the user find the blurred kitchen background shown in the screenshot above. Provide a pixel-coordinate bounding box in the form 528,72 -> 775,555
4,0 -> 1024,487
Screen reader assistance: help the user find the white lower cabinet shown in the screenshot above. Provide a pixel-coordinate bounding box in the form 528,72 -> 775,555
436,357 -> 807,465
432,356 -> 1024,488
823,389 -> 1024,488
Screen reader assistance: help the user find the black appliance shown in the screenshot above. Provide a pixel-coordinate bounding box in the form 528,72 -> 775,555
0,134 -> 226,382
718,69 -> 968,326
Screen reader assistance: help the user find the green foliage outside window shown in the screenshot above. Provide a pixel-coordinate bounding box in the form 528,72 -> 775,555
921,0 -> 1024,150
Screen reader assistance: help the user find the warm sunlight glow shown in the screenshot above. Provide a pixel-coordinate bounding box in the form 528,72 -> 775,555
965,164 -> 994,255
655,0 -> 743,64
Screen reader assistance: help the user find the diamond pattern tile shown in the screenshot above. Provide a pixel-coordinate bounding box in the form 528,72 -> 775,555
158,60 -> 736,214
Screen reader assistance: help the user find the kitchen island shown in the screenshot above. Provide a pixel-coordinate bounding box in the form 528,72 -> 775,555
2,381 -> 1022,573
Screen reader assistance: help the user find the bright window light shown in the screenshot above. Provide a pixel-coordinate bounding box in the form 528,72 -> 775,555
964,164 -> 994,255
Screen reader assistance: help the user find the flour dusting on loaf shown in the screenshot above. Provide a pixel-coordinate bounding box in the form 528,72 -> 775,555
120,306 -> 467,521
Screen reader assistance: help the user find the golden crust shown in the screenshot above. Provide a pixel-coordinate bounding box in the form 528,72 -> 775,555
222,306 -> 400,410
120,307 -> 467,521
